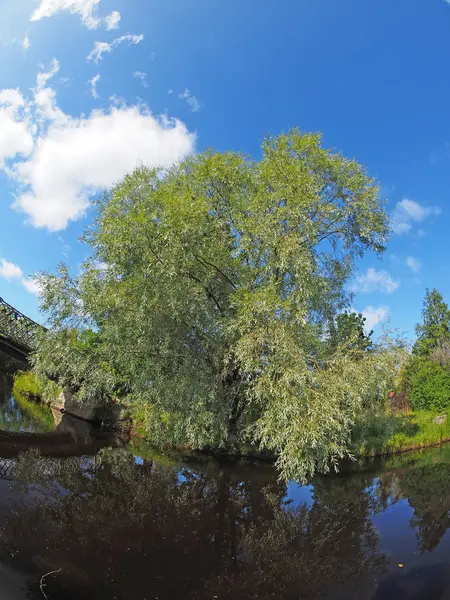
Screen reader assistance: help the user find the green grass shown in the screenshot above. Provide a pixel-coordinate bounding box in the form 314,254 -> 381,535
353,409 -> 450,458
13,370 -> 61,404
13,371 -> 43,399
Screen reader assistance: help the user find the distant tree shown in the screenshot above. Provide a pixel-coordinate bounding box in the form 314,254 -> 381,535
329,312 -> 373,354
398,289 -> 450,408
413,289 -> 450,357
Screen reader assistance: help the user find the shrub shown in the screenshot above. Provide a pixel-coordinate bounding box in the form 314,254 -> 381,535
405,359 -> 450,411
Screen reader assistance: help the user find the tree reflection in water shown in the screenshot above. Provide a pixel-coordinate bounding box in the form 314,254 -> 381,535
374,450 -> 450,555
0,448 -> 388,600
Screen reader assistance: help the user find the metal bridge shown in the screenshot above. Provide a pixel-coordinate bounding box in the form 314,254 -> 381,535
0,297 -> 41,360
0,455 -> 96,481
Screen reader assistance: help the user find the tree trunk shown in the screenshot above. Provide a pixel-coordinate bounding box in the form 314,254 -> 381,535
222,359 -> 247,451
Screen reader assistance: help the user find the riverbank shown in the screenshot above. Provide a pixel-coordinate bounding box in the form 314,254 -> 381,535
130,408 -> 450,469
352,409 -> 450,458
13,370 -> 450,466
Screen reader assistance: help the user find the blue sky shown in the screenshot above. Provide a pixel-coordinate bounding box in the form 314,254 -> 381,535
1,0 -> 450,338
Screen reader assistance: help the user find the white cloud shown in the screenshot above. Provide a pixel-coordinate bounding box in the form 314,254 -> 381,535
109,94 -> 126,107
178,89 -> 201,112
392,198 -> 441,235
0,259 -> 39,295
0,259 -> 23,280
0,89 -> 34,167
89,73 -> 101,99
22,33 -> 31,51
86,42 -> 110,64
31,0 -> 121,30
406,256 -> 421,274
399,198 -> 439,220
87,34 -> 144,64
360,305 -> 390,333
14,108 -> 195,230
22,278 -> 41,295
393,222 -> 412,235
350,267 -> 399,295
31,0 -> 102,28
0,89 -> 25,107
105,10 -> 121,30
57,236 -> 71,258
36,58 -> 60,91
133,71 -> 148,87
34,60 -> 68,125
1,59 -> 195,231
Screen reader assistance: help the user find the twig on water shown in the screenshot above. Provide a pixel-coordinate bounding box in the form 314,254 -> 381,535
40,568 -> 61,599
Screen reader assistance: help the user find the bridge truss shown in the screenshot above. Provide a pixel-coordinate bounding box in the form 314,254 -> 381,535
0,297 -> 41,355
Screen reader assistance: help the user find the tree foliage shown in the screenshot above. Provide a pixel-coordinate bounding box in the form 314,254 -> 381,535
329,311 -> 373,354
399,289 -> 450,411
33,129 -> 400,480
401,359 -> 450,411
413,288 -> 450,357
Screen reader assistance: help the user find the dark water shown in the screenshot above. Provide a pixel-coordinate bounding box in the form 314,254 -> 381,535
0,371 -> 450,599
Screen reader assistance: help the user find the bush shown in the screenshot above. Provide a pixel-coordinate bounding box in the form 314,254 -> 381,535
405,359 -> 450,411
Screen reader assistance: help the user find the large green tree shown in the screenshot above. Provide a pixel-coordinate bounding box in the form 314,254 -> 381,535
414,288 -> 450,357
34,130 -> 401,480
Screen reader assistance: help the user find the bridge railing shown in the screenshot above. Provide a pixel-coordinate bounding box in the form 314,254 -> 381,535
0,455 -> 98,481
0,297 -> 42,351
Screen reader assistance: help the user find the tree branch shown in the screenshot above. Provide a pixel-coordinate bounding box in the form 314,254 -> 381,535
193,254 -> 237,289
183,270 -> 224,313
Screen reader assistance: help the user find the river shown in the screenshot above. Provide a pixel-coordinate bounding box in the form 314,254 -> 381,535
0,370 -> 449,599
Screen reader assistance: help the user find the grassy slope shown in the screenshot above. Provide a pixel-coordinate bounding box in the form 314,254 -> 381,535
131,404 -> 450,462
13,371 -> 61,405
353,409 -> 450,457
13,371 -> 43,399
